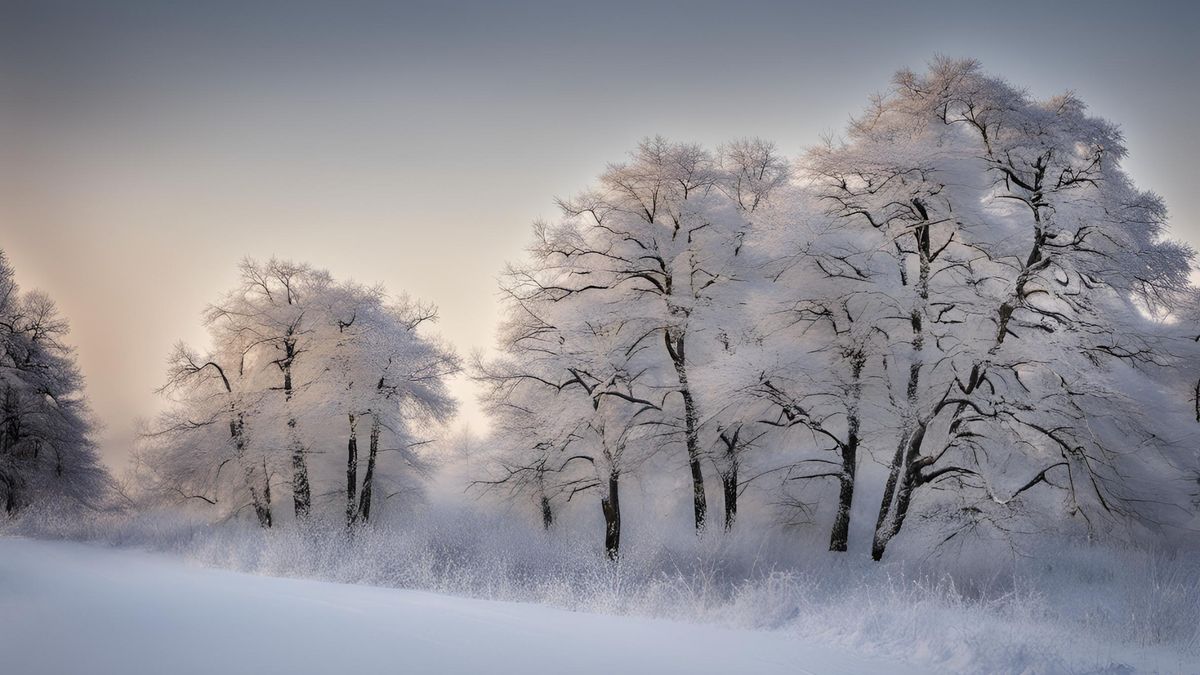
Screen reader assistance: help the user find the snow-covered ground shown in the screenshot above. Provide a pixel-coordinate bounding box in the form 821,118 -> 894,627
0,537 -> 924,675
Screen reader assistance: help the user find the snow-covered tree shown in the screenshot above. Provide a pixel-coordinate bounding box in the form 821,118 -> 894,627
0,250 -> 109,513
482,62 -> 1197,561
477,238 -> 668,558
146,341 -> 275,525
317,285 -> 458,526
200,259 -> 337,519
545,137 -> 787,531
142,258 -> 458,526
808,58 -> 1196,559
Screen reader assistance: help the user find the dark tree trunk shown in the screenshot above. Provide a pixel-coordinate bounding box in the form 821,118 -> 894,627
829,446 -> 856,552
600,472 -> 621,560
872,431 -> 908,558
872,217 -> 930,560
872,420 -> 926,560
537,468 -> 553,530
718,426 -> 740,531
540,495 -> 553,530
830,350 -> 864,552
2,474 -> 17,515
0,384 -> 23,513
282,337 -> 310,520
345,413 -> 358,527
260,458 -> 273,527
0,418 -> 15,513
665,329 -> 707,531
1,385 -> 19,454
357,416 -> 380,523
230,412 -> 272,528
290,433 -> 310,520
722,470 -> 737,532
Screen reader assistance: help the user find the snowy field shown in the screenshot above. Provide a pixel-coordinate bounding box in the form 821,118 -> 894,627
0,537 -> 925,675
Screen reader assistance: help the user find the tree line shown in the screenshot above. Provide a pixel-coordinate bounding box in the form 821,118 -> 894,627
6,59 -> 1198,564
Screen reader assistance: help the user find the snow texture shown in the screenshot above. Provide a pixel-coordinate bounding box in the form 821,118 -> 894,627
0,536 -> 923,675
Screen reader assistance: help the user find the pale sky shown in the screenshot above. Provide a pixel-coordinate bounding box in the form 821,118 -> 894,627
2,0 -> 1197,471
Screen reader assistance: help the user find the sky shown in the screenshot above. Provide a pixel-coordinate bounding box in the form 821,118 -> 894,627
1,0 -> 1197,471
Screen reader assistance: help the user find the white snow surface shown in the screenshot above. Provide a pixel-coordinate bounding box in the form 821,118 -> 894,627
0,537 -> 924,675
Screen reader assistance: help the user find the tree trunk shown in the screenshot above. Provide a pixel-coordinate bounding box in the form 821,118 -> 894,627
290,430 -> 310,520
872,218 -> 930,559
230,413 -> 272,528
1,385 -> 18,454
248,472 -> 271,527
2,385 -> 23,513
600,472 -> 621,560
345,413 -> 358,527
2,473 -> 18,515
830,350 -> 864,552
537,468 -> 553,530
665,329 -> 707,531
722,470 -> 737,532
873,195 -> 1049,559
872,425 -> 907,553
282,338 -> 310,520
260,457 -> 273,527
871,420 -> 926,560
357,416 -> 380,523
829,445 -> 856,552
540,495 -> 554,530
718,427 -> 740,531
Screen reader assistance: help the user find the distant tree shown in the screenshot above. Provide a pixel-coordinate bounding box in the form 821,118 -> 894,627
143,258 -> 458,526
